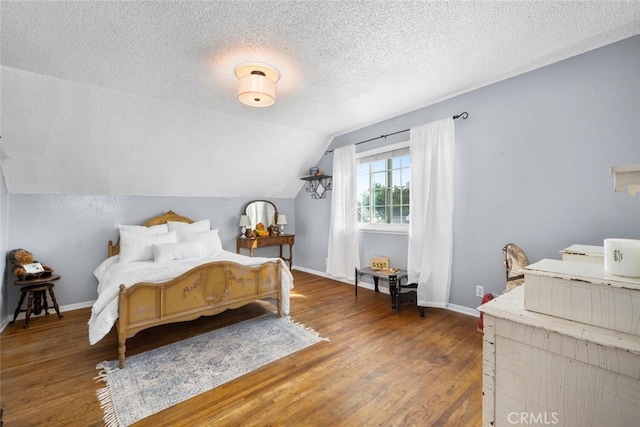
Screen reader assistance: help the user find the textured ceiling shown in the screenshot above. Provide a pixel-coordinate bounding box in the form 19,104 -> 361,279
1,1 -> 639,197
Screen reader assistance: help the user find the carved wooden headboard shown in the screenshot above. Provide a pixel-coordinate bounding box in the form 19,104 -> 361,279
108,210 -> 194,257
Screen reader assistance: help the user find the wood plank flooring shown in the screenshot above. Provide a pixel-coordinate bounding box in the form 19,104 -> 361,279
1,270 -> 482,426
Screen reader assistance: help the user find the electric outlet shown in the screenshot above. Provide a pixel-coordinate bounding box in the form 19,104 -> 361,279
476,285 -> 484,298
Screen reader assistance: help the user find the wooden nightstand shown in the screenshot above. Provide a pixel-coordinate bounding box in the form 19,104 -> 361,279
236,234 -> 295,268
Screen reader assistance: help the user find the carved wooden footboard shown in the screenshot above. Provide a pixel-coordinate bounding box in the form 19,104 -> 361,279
117,259 -> 282,368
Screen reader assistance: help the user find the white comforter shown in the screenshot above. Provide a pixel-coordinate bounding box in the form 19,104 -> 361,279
88,250 -> 293,345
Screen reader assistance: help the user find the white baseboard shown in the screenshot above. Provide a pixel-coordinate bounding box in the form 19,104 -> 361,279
293,266 -> 479,316
0,317 -> 9,332
1,270 -> 480,333
60,300 -> 95,312
291,266 -> 353,284
292,265 -> 389,293
447,303 -> 480,318
1,299 -> 95,333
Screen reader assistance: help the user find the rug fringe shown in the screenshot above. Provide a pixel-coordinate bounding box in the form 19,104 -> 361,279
95,361 -> 122,427
287,316 -> 330,342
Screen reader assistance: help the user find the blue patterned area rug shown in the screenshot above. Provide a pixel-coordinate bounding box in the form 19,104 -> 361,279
95,313 -> 326,427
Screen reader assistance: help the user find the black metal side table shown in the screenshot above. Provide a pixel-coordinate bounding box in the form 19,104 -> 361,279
354,267 -> 408,309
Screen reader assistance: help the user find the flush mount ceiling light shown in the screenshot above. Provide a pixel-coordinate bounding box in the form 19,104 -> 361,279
234,62 -> 280,107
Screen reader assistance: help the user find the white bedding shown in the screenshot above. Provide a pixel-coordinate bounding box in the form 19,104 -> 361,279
88,250 -> 293,345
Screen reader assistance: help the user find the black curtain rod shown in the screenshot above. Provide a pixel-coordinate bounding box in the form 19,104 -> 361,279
324,111 -> 468,154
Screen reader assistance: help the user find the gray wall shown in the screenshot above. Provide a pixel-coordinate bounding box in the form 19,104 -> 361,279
2,36 -> 639,320
1,168 -> 8,322
4,196 -> 295,313
295,35 -> 640,310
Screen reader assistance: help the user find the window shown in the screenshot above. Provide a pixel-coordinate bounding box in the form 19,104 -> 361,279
356,142 -> 410,233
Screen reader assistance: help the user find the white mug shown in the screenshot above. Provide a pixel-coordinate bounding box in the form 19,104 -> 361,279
604,238 -> 640,277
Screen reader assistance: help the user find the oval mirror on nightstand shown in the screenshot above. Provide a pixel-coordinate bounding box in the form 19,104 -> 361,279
243,200 -> 277,228
237,200 -> 294,267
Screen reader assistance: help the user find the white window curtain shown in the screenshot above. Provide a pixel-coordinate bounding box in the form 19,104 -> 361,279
407,118 -> 455,308
327,145 -> 360,280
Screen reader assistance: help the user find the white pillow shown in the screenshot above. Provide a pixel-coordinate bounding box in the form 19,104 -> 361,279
178,229 -> 223,255
118,223 -> 169,234
167,219 -> 210,235
119,230 -> 177,263
152,241 -> 206,263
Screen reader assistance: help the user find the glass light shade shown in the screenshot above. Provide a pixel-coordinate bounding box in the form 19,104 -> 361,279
238,74 -> 276,107
276,214 -> 288,225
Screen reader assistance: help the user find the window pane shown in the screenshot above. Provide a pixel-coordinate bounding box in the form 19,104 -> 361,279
402,187 -> 410,206
358,205 -> 369,223
392,206 -> 401,222
401,205 -> 410,223
373,185 -> 387,205
392,169 -> 402,188
401,168 -> 410,187
357,180 -> 369,199
372,159 -> 386,172
356,145 -> 411,226
372,171 -> 387,187
392,156 -> 404,169
356,163 -> 369,175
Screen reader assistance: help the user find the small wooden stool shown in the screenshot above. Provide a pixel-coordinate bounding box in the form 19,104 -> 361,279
10,275 -> 63,328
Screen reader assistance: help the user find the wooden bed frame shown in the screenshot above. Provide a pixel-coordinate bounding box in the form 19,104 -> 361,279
108,211 -> 282,368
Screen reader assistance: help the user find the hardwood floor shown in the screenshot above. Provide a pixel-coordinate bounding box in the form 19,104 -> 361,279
1,270 -> 482,426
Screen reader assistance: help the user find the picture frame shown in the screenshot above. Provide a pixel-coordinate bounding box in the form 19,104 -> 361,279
309,167 -> 319,176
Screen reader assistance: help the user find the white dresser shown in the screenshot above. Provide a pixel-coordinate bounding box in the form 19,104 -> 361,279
559,244 -> 604,263
479,285 -> 640,426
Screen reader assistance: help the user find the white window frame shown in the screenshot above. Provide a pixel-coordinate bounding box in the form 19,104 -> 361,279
356,140 -> 410,235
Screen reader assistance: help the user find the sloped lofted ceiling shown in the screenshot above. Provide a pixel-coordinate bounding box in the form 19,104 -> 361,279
1,1 -> 639,198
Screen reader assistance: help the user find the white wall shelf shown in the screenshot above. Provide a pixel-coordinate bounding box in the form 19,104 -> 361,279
610,163 -> 640,196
